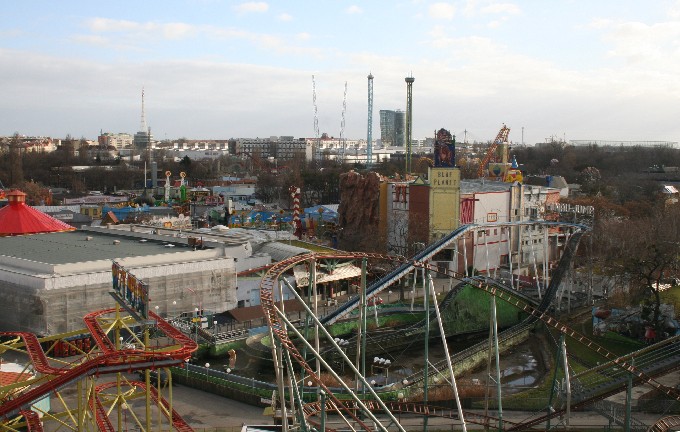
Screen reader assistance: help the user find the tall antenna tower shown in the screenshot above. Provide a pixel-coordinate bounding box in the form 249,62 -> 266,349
367,73 -> 374,165
140,87 -> 148,132
312,75 -> 320,161
405,75 -> 415,174
340,81 -> 347,164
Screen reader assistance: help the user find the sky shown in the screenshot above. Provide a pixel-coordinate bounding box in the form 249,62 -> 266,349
3,1 -> 680,145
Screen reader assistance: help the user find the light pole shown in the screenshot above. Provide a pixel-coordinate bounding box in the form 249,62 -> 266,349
334,338 -> 350,372
172,300 -> 177,318
205,362 -> 210,381
194,308 -> 199,342
213,320 -> 218,339
185,358 -> 189,378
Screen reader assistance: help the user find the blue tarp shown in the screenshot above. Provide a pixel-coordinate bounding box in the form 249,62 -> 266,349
303,205 -> 338,222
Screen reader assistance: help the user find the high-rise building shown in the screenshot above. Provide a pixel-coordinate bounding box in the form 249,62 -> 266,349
379,110 -> 405,147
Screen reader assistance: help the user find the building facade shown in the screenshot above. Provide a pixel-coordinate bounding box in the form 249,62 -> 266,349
379,110 -> 405,147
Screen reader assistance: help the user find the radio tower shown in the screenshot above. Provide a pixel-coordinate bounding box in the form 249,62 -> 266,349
312,75 -> 320,161
367,73 -> 374,165
140,87 -> 148,133
340,81 -> 347,163
405,75 -> 415,174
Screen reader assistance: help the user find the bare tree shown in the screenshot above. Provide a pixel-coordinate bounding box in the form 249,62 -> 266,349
596,204 -> 680,337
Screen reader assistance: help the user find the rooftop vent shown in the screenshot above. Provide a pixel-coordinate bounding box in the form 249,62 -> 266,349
85,236 -> 93,241
113,240 -> 121,245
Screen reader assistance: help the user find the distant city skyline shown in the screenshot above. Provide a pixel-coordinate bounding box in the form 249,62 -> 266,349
3,1 -> 680,145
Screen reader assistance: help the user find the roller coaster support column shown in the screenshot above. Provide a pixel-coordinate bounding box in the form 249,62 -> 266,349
427,274 -> 467,432
311,257 -> 321,400
271,278 -> 290,432
547,334 -> 565,431
320,390 -> 326,432
484,293 -> 503,431
423,267 -> 430,432
115,304 -> 123,432
356,258 -> 368,399
273,298 -> 405,432
625,358 -> 634,432
145,325 -> 152,432
562,336 -> 571,428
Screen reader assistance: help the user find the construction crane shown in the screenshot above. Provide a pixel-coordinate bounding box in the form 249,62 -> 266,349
477,124 -> 511,178
339,81 -> 348,163
312,75 -> 320,161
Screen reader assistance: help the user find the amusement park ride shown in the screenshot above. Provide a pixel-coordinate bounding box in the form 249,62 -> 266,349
3,222 -> 680,429
0,262 -> 198,432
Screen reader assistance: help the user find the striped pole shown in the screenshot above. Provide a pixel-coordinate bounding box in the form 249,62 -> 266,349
289,186 -> 302,239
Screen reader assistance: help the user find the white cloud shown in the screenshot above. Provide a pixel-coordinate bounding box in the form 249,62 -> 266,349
589,17 -> 680,69
86,18 -> 195,40
278,13 -> 293,21
429,3 -> 456,20
346,5 -> 363,14
296,32 -> 311,41
480,3 -> 520,15
233,2 -> 269,14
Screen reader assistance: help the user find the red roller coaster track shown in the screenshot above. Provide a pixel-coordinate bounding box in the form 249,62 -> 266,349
0,308 -> 198,426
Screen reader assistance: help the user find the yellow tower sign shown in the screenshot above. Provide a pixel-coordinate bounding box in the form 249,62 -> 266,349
429,167 -> 461,241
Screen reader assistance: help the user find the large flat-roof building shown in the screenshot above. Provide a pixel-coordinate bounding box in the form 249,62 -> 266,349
0,227 -> 238,335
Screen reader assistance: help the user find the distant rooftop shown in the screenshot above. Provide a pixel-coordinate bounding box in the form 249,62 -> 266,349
460,179 -> 514,194
569,140 -> 678,148
0,230 -> 193,265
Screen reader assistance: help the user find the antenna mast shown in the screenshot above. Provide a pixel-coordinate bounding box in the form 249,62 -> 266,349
367,73 -> 374,165
340,81 -> 347,164
312,75 -> 320,162
140,87 -> 148,132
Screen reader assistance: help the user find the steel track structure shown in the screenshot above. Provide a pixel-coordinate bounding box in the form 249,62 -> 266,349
0,307 -> 198,432
260,221 -> 680,431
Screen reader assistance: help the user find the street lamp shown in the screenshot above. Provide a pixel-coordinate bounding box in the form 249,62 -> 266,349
205,362 -> 210,380
194,308 -> 199,342
185,358 -> 189,378
172,300 -> 177,317
213,320 -> 218,339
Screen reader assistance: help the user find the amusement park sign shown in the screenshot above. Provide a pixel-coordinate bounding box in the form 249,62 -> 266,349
111,261 -> 150,320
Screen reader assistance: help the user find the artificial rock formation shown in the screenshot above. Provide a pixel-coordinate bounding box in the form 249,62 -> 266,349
338,171 -> 383,251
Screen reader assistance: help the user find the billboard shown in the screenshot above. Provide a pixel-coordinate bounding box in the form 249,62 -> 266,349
434,128 -> 456,168
112,261 -> 149,319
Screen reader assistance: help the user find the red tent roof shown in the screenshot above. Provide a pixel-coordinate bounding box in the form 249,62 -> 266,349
0,190 -> 76,236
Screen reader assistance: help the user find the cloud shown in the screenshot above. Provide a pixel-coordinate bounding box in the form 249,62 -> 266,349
589,16 -> 680,69
346,5 -> 363,14
233,2 -> 269,14
480,2 -> 520,15
86,18 -> 195,40
461,0 -> 519,18
278,13 -> 293,21
429,3 -> 456,20
296,32 -> 311,41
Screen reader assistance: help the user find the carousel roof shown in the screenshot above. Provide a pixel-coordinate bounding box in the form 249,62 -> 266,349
0,190 -> 76,236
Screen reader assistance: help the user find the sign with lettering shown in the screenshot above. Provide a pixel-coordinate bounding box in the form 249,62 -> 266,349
112,261 -> 149,319
487,212 -> 498,222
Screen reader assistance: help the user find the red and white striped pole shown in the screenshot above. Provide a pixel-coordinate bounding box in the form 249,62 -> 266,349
289,186 -> 302,239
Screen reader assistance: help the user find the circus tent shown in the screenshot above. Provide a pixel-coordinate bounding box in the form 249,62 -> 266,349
0,190 -> 76,236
